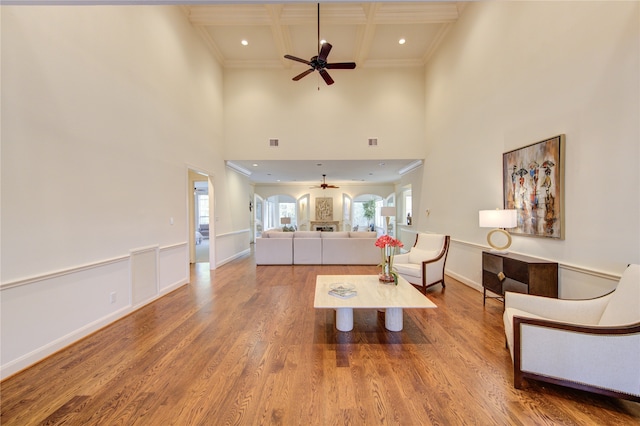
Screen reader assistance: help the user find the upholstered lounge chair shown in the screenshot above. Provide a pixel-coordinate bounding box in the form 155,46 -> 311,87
393,233 -> 450,293
503,263 -> 640,401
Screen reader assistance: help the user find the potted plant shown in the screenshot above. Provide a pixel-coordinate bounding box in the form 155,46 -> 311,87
363,199 -> 376,231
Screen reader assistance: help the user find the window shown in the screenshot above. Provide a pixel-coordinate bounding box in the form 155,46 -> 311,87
264,194 -> 297,230
279,202 -> 296,228
353,195 -> 382,231
197,194 -> 209,226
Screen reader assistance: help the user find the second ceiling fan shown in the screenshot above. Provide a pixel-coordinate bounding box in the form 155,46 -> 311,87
284,3 -> 356,85
311,174 -> 339,190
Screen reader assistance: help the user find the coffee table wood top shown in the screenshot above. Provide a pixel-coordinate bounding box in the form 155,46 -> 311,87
314,275 -> 437,309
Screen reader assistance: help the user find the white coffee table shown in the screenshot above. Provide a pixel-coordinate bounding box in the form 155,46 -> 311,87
314,275 -> 437,332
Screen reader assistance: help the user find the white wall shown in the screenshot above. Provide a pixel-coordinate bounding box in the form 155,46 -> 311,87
420,1 -> 639,298
224,67 -> 426,160
396,165 -> 423,248
0,6 -> 229,378
215,167 -> 252,266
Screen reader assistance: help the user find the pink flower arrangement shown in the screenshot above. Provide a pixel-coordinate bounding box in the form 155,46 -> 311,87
375,235 -> 404,249
375,235 -> 403,284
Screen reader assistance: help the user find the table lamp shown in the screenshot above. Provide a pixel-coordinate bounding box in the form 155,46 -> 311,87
280,217 -> 291,229
380,206 -> 396,234
479,209 -> 517,253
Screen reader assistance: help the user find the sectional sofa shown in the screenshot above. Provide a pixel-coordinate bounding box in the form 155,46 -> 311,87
255,230 -> 379,265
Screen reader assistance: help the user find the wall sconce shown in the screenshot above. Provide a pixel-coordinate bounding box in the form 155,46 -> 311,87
380,206 -> 396,234
479,209 -> 517,253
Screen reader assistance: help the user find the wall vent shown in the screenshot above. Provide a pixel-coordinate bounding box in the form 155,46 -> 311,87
269,139 -> 279,147
368,138 -> 378,147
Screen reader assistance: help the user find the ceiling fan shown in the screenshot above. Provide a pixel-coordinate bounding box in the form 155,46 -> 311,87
284,3 -> 356,85
311,174 -> 339,190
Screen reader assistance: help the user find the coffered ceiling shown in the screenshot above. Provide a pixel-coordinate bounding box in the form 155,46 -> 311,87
185,2 -> 466,185
184,2 -> 466,70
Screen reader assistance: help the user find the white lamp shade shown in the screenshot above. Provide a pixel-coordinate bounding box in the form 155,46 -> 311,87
479,209 -> 517,228
380,206 -> 396,217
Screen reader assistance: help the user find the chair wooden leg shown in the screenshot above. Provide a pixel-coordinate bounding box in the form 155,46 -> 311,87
514,368 -> 524,389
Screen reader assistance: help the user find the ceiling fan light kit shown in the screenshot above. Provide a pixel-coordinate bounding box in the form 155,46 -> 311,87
284,3 -> 356,86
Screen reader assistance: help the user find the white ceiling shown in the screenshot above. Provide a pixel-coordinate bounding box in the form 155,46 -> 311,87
226,159 -> 423,185
185,2 -> 466,184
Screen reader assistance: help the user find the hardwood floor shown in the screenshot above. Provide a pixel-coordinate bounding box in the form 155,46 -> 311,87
2,252 -> 639,425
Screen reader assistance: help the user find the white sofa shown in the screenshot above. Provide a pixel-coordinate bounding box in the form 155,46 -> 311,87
320,231 -> 379,265
255,230 -> 378,265
255,231 -> 294,265
293,231 -> 322,264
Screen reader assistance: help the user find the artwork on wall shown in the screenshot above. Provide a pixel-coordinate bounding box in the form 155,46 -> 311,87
315,197 -> 333,220
503,135 -> 565,239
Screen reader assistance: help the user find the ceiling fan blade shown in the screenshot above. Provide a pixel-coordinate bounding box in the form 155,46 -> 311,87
284,55 -> 312,66
319,69 -> 334,85
318,42 -> 332,63
326,62 -> 356,70
292,69 -> 314,81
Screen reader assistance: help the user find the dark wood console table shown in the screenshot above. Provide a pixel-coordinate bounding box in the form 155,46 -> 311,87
482,251 -> 558,305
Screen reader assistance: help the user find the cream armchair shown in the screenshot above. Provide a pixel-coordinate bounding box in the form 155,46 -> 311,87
503,264 -> 640,401
393,233 -> 450,293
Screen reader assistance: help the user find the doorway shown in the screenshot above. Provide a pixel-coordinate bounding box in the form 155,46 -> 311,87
188,169 -> 215,268
194,180 -> 209,263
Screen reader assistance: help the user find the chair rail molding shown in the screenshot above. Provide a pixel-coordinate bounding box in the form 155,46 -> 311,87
450,238 -> 622,282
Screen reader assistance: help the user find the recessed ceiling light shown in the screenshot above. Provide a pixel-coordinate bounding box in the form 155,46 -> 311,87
241,40 -> 249,46
399,38 -> 406,45
252,163 -> 258,167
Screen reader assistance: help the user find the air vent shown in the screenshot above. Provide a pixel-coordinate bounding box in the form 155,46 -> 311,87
368,138 -> 378,147
269,138 -> 279,147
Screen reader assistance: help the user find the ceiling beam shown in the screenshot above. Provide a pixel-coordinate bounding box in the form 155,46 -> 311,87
188,3 -> 460,27
265,4 -> 294,68
355,3 -> 381,67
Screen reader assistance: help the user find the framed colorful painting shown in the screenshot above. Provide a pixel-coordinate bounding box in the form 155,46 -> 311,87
503,135 -> 565,239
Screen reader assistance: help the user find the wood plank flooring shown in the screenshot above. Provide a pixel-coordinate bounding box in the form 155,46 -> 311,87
2,252 -> 639,425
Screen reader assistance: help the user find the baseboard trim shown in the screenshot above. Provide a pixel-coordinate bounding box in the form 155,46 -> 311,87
1,279 -> 188,381
445,269 -> 483,293
216,248 -> 250,268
